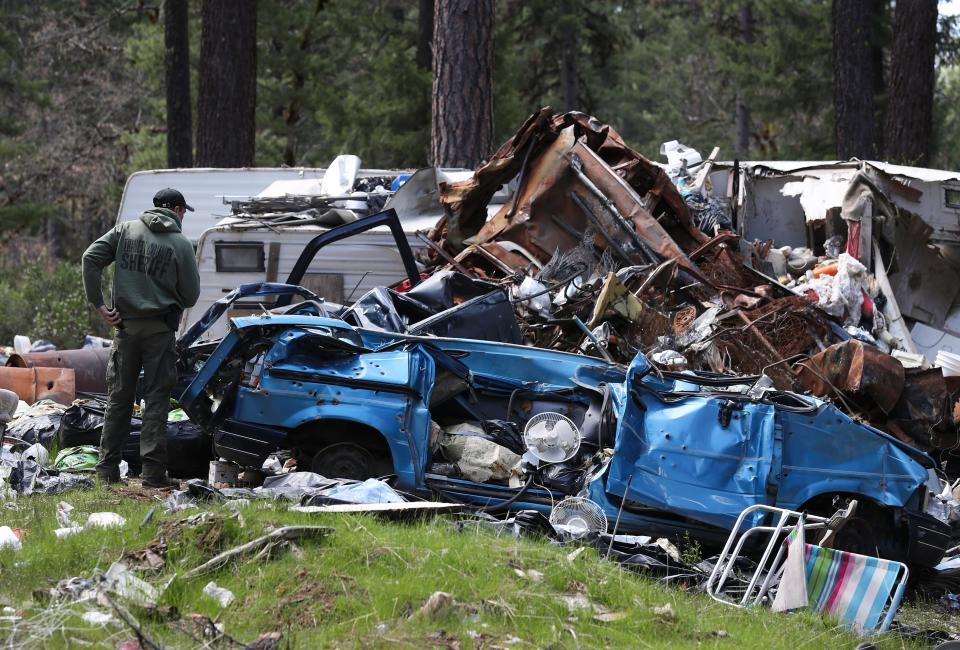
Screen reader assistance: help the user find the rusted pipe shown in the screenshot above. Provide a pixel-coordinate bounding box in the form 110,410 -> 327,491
6,347 -> 111,394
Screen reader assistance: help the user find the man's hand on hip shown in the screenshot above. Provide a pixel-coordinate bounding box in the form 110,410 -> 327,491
96,305 -> 123,328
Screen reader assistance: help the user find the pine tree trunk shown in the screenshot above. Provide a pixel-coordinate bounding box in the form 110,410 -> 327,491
430,0 -> 494,169
196,0 -> 257,167
416,0 -> 434,71
164,0 -> 192,168
885,0 -> 937,165
734,2 -> 754,158
832,0 -> 882,160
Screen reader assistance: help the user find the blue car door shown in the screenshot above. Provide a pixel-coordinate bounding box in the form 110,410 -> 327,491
607,381 -> 778,530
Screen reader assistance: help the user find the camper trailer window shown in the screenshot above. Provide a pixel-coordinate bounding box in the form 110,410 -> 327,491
215,242 -> 265,272
945,186 -> 960,209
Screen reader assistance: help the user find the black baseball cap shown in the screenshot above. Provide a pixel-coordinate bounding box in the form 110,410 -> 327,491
153,188 -> 194,212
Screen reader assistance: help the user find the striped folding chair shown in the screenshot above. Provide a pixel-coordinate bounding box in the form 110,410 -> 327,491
794,541 -> 909,633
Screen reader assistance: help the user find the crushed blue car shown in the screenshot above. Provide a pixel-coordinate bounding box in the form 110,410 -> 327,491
179,308 -> 950,567
174,209 -> 950,567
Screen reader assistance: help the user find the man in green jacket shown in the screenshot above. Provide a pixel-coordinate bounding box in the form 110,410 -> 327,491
82,188 -> 201,488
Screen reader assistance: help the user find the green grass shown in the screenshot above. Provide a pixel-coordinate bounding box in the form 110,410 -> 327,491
0,485 -> 931,648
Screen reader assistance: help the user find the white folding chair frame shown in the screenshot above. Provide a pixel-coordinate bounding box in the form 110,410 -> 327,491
706,504 -> 829,607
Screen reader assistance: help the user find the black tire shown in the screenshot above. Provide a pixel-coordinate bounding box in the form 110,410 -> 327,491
311,442 -> 377,480
805,496 -> 908,562
829,516 -> 881,557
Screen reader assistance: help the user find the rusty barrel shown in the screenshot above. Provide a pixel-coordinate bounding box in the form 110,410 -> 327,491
5,347 -> 110,394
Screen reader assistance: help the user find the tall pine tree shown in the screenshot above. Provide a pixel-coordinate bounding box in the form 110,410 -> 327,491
430,0 -> 494,168
196,0 -> 257,167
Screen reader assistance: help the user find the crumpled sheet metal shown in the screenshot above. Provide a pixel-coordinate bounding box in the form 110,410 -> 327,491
418,110 -> 960,471
430,108 -> 704,254
463,129 -> 708,281
794,339 -> 906,414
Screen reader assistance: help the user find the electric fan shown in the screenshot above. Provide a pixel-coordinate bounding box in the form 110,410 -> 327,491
549,497 -> 609,539
522,412 -> 581,464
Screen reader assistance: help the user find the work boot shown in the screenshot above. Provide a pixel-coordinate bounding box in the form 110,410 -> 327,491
96,469 -> 122,485
142,475 -> 180,490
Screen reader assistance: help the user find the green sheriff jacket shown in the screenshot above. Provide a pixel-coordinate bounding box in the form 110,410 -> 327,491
82,208 -> 200,319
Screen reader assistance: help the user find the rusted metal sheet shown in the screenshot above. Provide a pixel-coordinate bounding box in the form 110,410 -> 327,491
430,108 -> 704,255
452,242 -> 532,277
794,340 -> 905,414
471,130 -> 710,282
887,368 -> 949,448
7,347 -> 111,394
0,366 -> 75,405
672,305 -> 698,333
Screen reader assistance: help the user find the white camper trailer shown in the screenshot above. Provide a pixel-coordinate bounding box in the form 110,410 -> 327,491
114,160 -> 485,343
116,164 -> 418,244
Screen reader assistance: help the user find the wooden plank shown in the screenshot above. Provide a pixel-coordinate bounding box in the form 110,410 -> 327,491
265,241 -> 281,282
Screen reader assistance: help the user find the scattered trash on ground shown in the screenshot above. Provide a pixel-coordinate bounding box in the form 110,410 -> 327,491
201,581 -> 235,607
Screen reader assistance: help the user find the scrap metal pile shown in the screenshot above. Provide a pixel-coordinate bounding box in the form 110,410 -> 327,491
411,108 -> 960,474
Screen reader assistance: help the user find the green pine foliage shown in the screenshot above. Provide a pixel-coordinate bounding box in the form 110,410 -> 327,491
0,260 -> 109,348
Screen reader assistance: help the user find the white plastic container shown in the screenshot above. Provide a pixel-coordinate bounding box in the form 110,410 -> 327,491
85,512 -> 127,529
202,581 -> 235,607
12,335 -> 30,355
0,526 -> 22,550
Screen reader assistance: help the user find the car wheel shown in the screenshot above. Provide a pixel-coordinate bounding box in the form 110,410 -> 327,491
311,442 -> 377,480
808,497 -> 908,562
829,516 -> 880,556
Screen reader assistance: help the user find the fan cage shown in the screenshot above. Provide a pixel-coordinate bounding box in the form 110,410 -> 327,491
522,411 -> 581,463
548,497 -> 609,538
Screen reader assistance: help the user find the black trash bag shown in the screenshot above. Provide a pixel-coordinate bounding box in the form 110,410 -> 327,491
6,458 -> 42,494
540,463 -> 586,494
185,478 -> 225,501
404,271 -> 497,312
512,509 -> 556,538
481,419 -> 525,455
58,404 -> 105,448
123,421 -> 211,479
7,414 -> 63,446
598,535 -> 703,582
35,472 -> 95,495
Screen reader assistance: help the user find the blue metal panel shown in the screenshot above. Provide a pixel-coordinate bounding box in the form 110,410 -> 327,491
607,391 -> 776,529
265,329 -> 415,392
231,314 -> 359,332
232,338 -> 434,491
605,353 -> 927,530
775,407 -> 928,510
